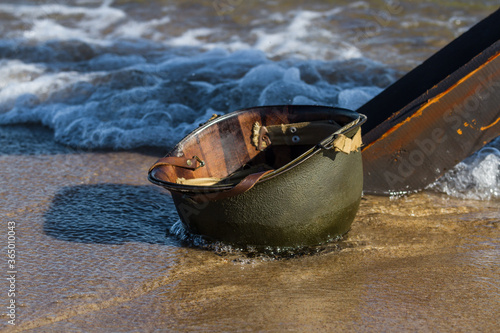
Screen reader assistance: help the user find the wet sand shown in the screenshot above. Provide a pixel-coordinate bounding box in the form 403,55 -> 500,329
1,125 -> 499,332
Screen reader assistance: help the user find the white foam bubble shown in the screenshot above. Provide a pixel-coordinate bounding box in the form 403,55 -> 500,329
428,138 -> 500,200
24,19 -> 89,42
257,69 -> 325,106
252,8 -> 362,60
0,60 -> 45,89
168,28 -> 216,47
113,16 -> 172,41
0,70 -> 100,113
0,1 -> 125,44
337,86 -> 382,110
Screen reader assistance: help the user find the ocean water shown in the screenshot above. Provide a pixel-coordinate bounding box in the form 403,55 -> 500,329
0,0 -> 499,200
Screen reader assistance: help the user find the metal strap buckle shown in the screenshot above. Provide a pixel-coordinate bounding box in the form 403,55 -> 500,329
191,155 -> 205,170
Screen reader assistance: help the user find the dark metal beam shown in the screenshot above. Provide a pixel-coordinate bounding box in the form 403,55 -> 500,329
359,7 -> 500,194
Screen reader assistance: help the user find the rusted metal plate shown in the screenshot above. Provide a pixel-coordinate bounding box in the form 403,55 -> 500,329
359,8 -> 500,194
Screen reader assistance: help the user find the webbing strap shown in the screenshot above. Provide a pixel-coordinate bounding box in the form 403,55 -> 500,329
148,156 -> 204,174
189,170 -> 274,202
252,120 -> 341,150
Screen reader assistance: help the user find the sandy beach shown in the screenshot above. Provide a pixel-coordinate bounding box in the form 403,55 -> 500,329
1,124 -> 498,332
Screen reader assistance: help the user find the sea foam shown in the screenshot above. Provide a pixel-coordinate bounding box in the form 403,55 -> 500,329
0,46 -> 395,149
428,138 -> 500,200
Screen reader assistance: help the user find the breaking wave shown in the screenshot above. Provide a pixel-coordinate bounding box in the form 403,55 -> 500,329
0,46 -> 392,149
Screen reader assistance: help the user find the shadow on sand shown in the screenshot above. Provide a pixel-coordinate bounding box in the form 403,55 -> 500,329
43,184 -> 181,245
